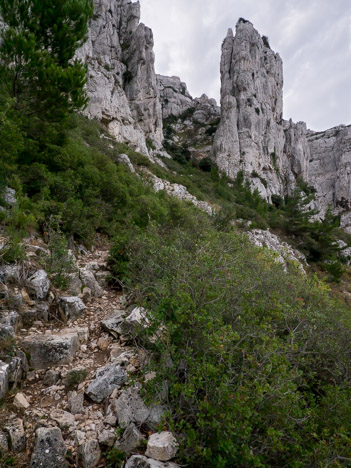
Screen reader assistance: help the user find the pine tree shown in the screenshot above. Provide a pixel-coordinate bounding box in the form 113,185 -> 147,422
283,187 -> 318,235
0,0 -> 93,123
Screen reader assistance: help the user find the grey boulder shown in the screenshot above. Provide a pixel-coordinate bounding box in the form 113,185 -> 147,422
4,418 -> 26,452
26,270 -> 50,300
145,431 -> 178,461
101,310 -> 125,338
85,361 -> 127,403
114,423 -> 145,453
77,439 -> 101,468
125,455 -> 180,468
0,361 -> 9,399
79,268 -> 103,297
30,427 -> 69,468
59,296 -> 86,322
22,331 -> 79,369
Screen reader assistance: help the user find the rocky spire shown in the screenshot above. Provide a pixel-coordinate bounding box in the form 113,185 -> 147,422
212,17 -> 351,231
212,19 -> 289,198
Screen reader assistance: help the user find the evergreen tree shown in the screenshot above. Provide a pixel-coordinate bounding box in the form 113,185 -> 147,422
283,187 -> 318,235
0,0 -> 93,123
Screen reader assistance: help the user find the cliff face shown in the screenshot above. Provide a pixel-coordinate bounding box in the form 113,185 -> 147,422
78,6 -> 351,230
76,0 -> 163,156
307,125 -> 351,230
212,19 -> 351,231
157,75 -> 194,119
212,22 -> 290,198
157,74 -> 220,160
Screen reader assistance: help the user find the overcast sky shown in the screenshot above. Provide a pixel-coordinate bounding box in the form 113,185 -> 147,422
141,0 -> 351,131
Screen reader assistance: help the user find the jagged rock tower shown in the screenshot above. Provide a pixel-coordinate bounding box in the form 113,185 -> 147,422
76,0 -> 163,156
212,19 -> 351,231
212,20 -> 289,198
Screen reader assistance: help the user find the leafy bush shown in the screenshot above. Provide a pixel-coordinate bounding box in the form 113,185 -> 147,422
198,157 -> 213,172
43,215 -> 76,289
63,369 -> 87,391
110,220 -> 351,467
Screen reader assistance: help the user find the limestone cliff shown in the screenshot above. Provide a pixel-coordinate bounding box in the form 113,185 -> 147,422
212,18 -> 351,231
157,75 -> 220,160
212,21 -> 291,198
157,75 -> 194,119
308,125 -> 351,230
76,0 -> 163,156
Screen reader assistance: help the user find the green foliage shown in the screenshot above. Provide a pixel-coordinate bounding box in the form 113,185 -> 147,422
110,219 -> 351,467
0,0 -> 93,124
180,107 -> 195,120
63,369 -> 87,391
0,454 -> 16,466
198,157 -> 213,172
262,35 -> 271,48
282,187 -> 317,235
205,118 -> 220,136
0,335 -> 17,357
106,448 -> 125,468
0,97 -> 24,184
270,149 -> 279,173
43,215 -> 76,289
164,141 -> 191,165
251,170 -> 267,188
146,138 -> 156,150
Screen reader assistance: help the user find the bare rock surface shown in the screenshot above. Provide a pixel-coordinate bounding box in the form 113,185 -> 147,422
59,296 -> 86,322
79,268 -> 103,298
212,18 -> 351,227
307,125 -> 351,231
26,270 -> 50,300
111,386 -> 150,427
145,431 -> 178,461
85,361 -> 127,403
0,429 -> 9,453
114,422 -> 145,453
22,330 -> 79,369
4,417 -> 26,452
157,75 -> 194,119
30,427 -> 69,468
212,20 -> 287,200
125,455 -> 180,468
247,229 -> 306,273
77,439 -> 101,468
76,0 -> 163,156
0,360 -> 9,399
147,170 -> 213,215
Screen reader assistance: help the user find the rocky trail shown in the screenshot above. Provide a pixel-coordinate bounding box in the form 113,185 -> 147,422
0,237 -> 179,467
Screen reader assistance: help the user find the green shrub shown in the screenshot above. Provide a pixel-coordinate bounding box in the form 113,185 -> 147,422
106,448 -> 125,468
43,215 -> 76,289
110,221 -> 351,467
198,157 -> 213,172
63,369 -> 87,391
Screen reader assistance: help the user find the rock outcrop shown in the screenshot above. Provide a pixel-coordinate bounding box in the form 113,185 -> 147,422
157,75 -> 194,119
157,75 -> 220,161
77,0 -> 163,156
212,20 -> 288,198
212,18 -> 351,230
307,125 -> 351,230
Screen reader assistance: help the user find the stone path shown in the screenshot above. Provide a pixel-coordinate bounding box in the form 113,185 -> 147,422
0,243 -> 178,467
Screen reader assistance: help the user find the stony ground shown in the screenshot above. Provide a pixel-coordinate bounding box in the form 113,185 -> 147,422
0,239 -> 179,467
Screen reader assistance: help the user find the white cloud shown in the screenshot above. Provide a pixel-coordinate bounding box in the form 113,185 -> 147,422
141,0 -> 351,131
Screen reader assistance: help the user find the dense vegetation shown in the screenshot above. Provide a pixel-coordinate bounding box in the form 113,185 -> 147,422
111,217 -> 351,467
1,2 -> 351,467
